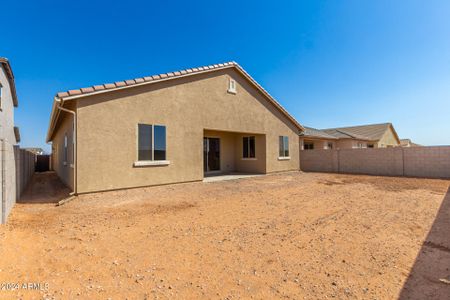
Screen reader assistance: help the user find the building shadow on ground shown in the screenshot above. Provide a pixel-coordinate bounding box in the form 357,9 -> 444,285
18,171 -> 71,204
399,186 -> 450,299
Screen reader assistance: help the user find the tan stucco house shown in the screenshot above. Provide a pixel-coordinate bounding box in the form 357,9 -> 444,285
47,62 -> 304,194
0,57 -> 20,223
300,123 -> 401,150
400,139 -> 421,147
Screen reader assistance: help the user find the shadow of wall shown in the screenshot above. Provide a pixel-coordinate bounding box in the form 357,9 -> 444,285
399,187 -> 450,299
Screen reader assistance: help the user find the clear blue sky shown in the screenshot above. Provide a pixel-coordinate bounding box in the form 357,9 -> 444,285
2,1 -> 450,152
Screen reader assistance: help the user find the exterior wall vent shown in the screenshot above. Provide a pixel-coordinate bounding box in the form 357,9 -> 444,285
227,78 -> 237,94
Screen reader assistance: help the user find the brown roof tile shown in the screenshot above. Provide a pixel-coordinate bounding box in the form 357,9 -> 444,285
68,89 -> 82,95
81,87 -> 94,93
93,85 -> 105,91
57,92 -> 69,98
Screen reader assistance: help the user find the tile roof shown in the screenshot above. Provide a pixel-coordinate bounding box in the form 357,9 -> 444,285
301,127 -> 337,139
47,61 -> 304,142
56,62 -> 238,98
322,123 -> 393,141
301,122 -> 401,143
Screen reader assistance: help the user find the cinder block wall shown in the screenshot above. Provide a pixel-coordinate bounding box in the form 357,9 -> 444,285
299,149 -> 337,173
300,146 -> 450,179
14,147 -> 36,201
403,147 -> 450,178
338,148 -> 404,176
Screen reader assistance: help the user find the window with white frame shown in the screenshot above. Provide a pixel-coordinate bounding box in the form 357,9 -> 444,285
228,78 -> 237,94
243,136 -> 255,158
138,124 -> 166,161
279,136 -> 289,157
327,142 -> 333,149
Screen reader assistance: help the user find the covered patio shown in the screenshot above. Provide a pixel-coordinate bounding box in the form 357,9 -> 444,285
203,129 -> 266,177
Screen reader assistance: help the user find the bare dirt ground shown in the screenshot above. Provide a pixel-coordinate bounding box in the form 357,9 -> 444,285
0,171 -> 449,299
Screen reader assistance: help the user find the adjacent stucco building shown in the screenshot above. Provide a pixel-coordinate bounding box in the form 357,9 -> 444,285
300,123 -> 401,150
400,139 -> 421,147
47,62 -> 304,194
0,57 -> 20,224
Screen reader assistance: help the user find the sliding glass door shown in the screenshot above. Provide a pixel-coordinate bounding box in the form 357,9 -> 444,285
203,137 -> 220,173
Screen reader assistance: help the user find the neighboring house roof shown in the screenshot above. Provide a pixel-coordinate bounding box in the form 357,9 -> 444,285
322,123 -> 400,143
301,126 -> 338,140
320,128 -> 373,141
0,57 -> 18,107
47,61 -> 304,142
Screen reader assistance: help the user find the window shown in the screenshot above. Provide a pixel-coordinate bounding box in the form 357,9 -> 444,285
243,136 -> 256,158
304,142 -> 314,150
228,78 -> 237,94
64,134 -> 68,164
138,124 -> 166,161
327,142 -> 333,150
357,143 -> 364,148
367,144 -> 374,148
279,136 -> 289,157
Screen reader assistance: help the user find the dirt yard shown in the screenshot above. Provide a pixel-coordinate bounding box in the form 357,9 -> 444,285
0,172 -> 449,299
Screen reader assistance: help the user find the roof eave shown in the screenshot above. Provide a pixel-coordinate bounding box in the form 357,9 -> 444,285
46,98 -> 60,143
0,58 -> 19,107
300,135 -> 338,140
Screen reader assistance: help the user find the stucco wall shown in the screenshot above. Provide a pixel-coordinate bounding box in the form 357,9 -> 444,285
336,139 -> 368,149
377,126 -> 400,147
234,133 -> 266,173
69,68 -> 299,193
300,138 -> 336,150
300,146 -> 450,179
0,64 -> 17,223
51,107 -> 75,190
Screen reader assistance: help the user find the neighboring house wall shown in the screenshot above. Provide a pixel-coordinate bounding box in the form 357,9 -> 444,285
336,139 -> 368,149
0,64 -> 17,223
377,126 -> 400,147
67,68 -> 299,193
51,105 -> 75,190
299,138 -> 335,150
